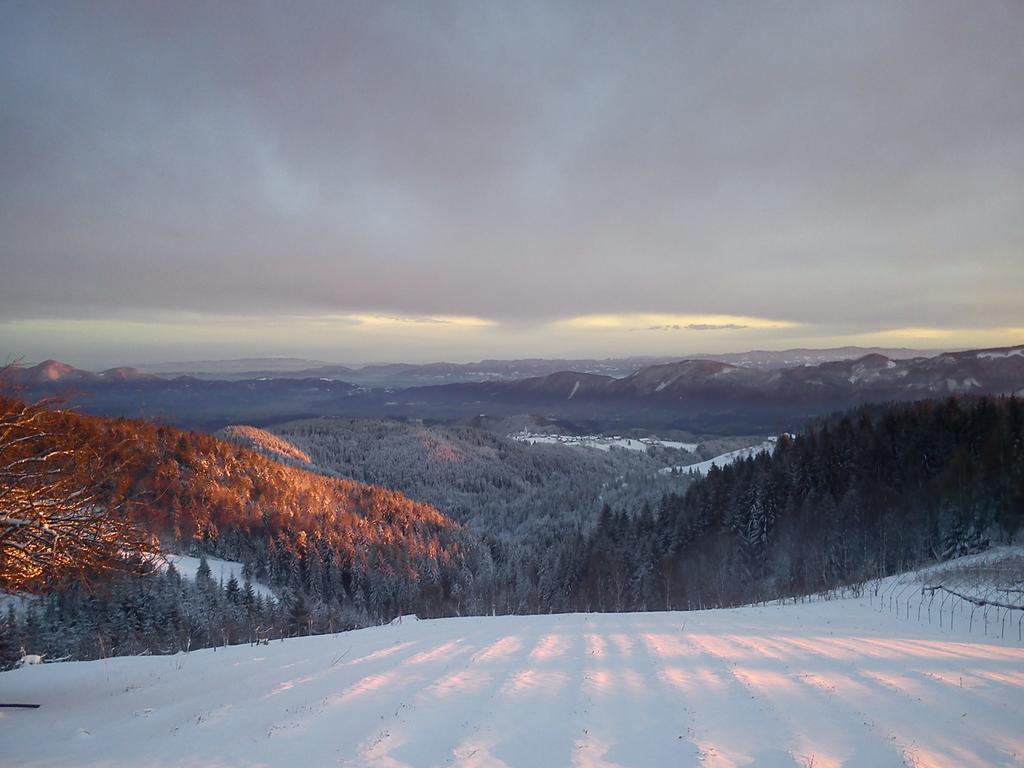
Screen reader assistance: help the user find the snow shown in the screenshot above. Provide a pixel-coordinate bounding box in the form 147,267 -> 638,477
163,554 -> 276,599
978,348 -> 1024,359
658,439 -> 700,451
0,591 -> 32,617
512,431 -> 697,453
661,438 -> 778,476
3,583 -> 1022,767
867,546 -> 1024,621
515,433 -> 641,451
567,380 -> 581,399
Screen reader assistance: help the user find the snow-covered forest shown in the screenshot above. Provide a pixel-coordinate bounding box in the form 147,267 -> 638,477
265,418 -> 691,538
3,395 -> 1022,666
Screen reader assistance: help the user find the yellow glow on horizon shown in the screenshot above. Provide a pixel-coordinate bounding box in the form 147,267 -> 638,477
836,326 -> 1024,347
555,313 -> 801,331
3,312 -> 1021,369
868,327 -> 954,340
0,311 -> 498,340
347,314 -> 497,329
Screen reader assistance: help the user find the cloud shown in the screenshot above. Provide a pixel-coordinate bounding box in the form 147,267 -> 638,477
0,3 -> 1021,362
349,314 -> 497,328
685,323 -> 749,331
561,314 -> 798,332
642,323 -> 749,331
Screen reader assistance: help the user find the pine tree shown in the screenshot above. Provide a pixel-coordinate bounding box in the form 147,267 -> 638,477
0,606 -> 20,670
288,594 -> 310,636
243,580 -> 256,611
196,555 -> 212,586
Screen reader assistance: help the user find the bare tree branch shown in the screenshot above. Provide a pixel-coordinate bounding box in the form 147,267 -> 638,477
0,382 -> 160,592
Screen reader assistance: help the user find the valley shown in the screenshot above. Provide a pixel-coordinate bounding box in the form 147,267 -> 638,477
243,418 -> 690,539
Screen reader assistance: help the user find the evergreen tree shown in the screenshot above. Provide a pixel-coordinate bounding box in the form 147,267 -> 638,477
288,594 -> 310,636
196,555 -> 212,586
0,606 -> 20,670
225,576 -> 241,604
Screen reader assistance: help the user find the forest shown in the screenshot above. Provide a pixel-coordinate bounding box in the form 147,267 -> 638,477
566,396 -> 1024,612
0,396 -> 482,664
3,395 -> 1022,665
264,418 -> 690,538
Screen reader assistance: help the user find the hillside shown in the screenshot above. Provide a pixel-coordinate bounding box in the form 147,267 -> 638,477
258,418 -> 687,536
0,395 -> 480,654
218,424 -> 314,466
3,554 -> 1022,767
555,396 -> 1024,614
0,395 -> 459,553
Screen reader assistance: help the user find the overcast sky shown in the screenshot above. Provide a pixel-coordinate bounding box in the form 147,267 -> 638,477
1,1 -> 1022,368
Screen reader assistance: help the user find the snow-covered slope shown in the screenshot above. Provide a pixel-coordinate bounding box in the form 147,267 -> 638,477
661,437 -> 778,476
2,587 -> 1021,767
163,554 -> 276,599
219,425 -> 314,467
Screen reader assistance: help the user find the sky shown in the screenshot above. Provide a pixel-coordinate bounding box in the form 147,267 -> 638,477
1,1 -> 1022,368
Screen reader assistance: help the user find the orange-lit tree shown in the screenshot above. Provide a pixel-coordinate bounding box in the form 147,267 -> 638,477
0,393 -> 158,592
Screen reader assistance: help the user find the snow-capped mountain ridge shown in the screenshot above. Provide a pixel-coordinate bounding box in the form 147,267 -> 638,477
433,343 -> 1024,403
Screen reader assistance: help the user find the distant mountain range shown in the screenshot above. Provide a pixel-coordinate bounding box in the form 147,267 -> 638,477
415,346 -> 1024,403
3,345 -> 1021,433
129,346 -> 943,385
0,361 -> 359,428
1,359 -> 157,385
134,356 -> 680,384
686,346 -> 939,370
375,345 -> 1020,432
136,357 -> 333,376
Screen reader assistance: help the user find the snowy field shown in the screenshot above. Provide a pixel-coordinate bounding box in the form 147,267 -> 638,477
511,431 -> 698,453
3,591 -> 1023,767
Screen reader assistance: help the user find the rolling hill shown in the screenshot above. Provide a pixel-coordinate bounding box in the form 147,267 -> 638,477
0,394 -> 475,622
